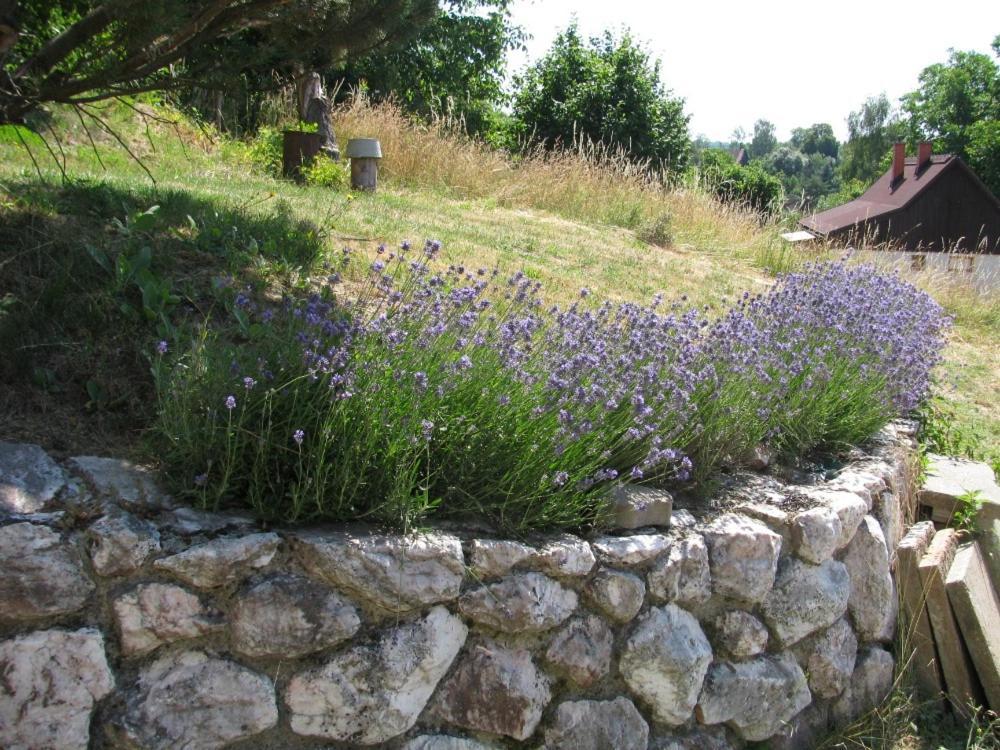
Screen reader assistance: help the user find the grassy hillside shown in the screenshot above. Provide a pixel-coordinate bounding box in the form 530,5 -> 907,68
1,97 -> 995,476
1,95 -> 998,746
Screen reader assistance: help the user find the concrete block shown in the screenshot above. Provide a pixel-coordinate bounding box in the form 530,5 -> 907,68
918,528 -> 985,716
946,542 -> 1000,712
895,521 -> 946,704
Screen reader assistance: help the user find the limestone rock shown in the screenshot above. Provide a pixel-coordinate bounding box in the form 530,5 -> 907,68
541,697 -> 649,750
87,510 -> 161,576
766,701 -> 831,750
842,516 -> 896,642
742,443 -> 774,470
114,583 -> 223,656
231,574 -> 360,658
813,489 -> 867,550
469,538 -> 534,578
736,502 -> 791,547
0,442 -> 67,514
532,534 -> 596,576
592,533 -> 671,567
433,640 -> 552,740
67,455 -> 171,510
712,610 -> 769,658
544,614 -> 613,687
287,606 -> 466,744
647,533 -> 711,606
294,530 -> 464,612
154,506 -> 257,536
0,628 -> 114,750
671,508 -> 698,529
586,568 -> 646,622
703,514 -> 782,603
458,572 -> 577,633
791,506 -> 842,564
620,603 -> 713,725
119,650 -> 278,750
696,652 -> 812,742
0,522 -> 93,622
793,618 -> 857,699
761,557 -> 850,646
402,737 -> 499,750
153,532 -> 280,588
830,646 -> 894,726
832,469 -> 886,509
650,726 -> 735,750
609,484 -> 673,529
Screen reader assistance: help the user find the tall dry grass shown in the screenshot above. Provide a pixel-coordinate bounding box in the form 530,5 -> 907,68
328,93 -> 781,260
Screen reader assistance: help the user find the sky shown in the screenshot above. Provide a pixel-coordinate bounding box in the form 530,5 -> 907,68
504,0 -> 1000,143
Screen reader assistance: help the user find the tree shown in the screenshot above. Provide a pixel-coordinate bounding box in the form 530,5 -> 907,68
839,93 -> 904,184
901,41 -> 1000,195
509,24 -> 690,169
340,0 -> 523,136
790,123 -> 838,159
748,119 -> 777,159
0,0 -> 438,125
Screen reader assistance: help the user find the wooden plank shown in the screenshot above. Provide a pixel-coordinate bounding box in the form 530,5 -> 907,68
896,521 -> 946,703
945,542 -> 1000,712
918,528 -> 984,716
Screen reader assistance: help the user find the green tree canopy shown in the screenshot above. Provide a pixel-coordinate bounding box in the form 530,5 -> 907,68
839,93 -> 904,184
0,0 -> 437,124
790,123 -> 839,159
340,0 -> 523,135
509,24 -> 690,169
748,118 -> 777,159
901,40 -> 1000,196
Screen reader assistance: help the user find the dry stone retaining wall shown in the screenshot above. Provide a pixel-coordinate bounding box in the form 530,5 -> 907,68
0,425 -> 917,750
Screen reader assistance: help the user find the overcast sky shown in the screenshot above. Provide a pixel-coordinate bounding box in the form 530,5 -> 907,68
505,0 -> 999,143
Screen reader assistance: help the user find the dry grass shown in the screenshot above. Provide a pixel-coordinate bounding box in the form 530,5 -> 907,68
329,93 -> 784,263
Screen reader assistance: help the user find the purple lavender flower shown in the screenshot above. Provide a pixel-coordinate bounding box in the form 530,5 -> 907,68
292,429 -> 305,445
243,376 -> 256,390
156,340 -> 168,355
553,471 -> 569,487
225,395 -> 236,410
193,473 -> 208,487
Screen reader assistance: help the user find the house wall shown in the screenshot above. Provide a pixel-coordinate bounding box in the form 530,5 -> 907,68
0,428 -> 918,750
856,250 -> 1000,294
832,166 -> 1000,252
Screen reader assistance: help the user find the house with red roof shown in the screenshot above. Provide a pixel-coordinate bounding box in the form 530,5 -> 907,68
801,143 -> 1000,253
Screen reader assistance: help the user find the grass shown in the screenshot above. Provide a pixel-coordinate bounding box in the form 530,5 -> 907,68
0,95 -> 996,482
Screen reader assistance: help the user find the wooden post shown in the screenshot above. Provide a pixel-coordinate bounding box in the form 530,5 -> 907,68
946,542 -> 1000,711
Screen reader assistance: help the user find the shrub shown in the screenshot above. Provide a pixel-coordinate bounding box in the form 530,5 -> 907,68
302,157 -> 348,189
153,247 -> 949,532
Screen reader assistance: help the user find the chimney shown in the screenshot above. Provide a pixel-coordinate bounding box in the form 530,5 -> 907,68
917,141 -> 933,171
891,143 -> 905,183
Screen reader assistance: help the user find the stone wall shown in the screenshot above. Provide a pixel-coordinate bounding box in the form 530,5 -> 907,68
0,425 -> 918,750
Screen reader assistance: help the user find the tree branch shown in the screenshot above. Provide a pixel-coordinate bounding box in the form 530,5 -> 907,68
15,3 -> 116,80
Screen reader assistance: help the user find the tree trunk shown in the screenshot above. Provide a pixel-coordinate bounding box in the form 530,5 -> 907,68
296,71 -> 338,159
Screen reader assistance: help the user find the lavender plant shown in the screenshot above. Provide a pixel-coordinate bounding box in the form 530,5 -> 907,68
153,245 -> 949,532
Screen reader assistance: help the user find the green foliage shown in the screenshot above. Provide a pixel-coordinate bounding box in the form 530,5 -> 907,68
509,24 -> 690,169
901,45 -> 1000,196
749,119 -> 777,159
2,0 -> 439,124
917,393 -> 1000,479
790,123 -> 839,159
839,93 -> 905,185
951,490 -> 985,534
340,0 -> 523,136
302,157 -> 348,189
703,159 -> 784,215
